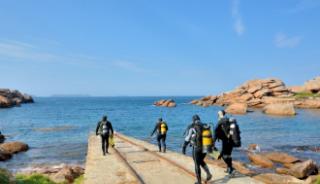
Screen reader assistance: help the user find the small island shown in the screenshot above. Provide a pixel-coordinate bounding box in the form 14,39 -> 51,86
0,89 -> 34,108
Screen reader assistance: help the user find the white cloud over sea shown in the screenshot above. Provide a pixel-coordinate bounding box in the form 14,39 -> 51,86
274,33 -> 302,48
231,0 -> 245,36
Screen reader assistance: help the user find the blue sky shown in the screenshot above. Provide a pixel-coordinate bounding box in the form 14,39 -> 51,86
0,0 -> 320,96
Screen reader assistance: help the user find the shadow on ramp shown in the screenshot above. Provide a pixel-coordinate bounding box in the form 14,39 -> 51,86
208,171 -> 247,184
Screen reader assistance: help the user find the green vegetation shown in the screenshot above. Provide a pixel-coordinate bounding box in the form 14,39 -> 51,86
294,92 -> 320,99
0,168 -> 13,184
73,175 -> 84,184
316,176 -> 320,184
15,174 -> 56,184
0,168 -> 84,184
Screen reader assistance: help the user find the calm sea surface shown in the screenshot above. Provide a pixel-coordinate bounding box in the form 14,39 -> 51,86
0,97 -> 320,171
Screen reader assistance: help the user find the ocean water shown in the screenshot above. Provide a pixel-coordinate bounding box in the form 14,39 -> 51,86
0,97 -> 320,171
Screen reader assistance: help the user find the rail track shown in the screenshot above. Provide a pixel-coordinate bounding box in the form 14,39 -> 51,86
85,134 -> 260,184
113,133 -> 196,184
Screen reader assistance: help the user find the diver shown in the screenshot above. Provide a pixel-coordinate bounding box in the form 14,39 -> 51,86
184,115 -> 212,184
213,110 -> 241,176
96,115 -> 114,155
150,118 -> 168,153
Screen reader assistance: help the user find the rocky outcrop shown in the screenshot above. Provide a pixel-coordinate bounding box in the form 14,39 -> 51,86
288,86 -> 306,93
262,103 -> 296,116
225,103 -> 248,114
263,152 -> 300,164
0,141 -> 29,154
288,77 -> 320,94
191,78 -> 293,108
0,88 -> 34,108
304,77 -> 320,93
253,173 -> 304,184
0,140 -> 28,161
49,165 -> 84,183
232,161 -> 256,176
294,99 -> 320,109
247,150 -> 319,181
191,77 -> 320,111
0,149 -> 12,161
288,160 -> 318,179
304,174 -> 320,184
154,99 -> 176,107
15,164 -> 84,184
190,96 -> 217,107
248,153 -> 274,168
275,167 -> 290,175
206,159 -> 255,176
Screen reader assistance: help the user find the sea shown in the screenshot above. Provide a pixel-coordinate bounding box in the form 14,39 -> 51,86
0,97 -> 319,172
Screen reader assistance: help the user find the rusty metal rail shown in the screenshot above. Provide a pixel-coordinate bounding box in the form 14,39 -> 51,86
114,133 -> 197,179
113,145 -> 146,184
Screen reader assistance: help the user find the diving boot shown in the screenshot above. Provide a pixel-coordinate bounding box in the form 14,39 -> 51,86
227,167 -> 235,178
203,165 -> 212,182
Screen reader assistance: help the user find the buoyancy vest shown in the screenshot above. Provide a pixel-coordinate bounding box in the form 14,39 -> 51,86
217,117 -> 241,147
99,121 -> 110,135
160,122 -> 167,134
190,123 -> 213,153
229,119 -> 241,147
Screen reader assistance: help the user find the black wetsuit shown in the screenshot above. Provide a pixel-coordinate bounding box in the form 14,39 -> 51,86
185,122 -> 211,184
214,117 -> 234,172
151,121 -> 168,152
193,147 -> 210,184
96,121 -> 114,155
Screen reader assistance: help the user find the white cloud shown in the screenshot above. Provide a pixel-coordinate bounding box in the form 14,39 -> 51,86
274,33 -> 302,48
0,40 -> 149,73
0,41 -> 58,61
231,0 -> 245,36
112,60 -> 147,73
288,0 -> 320,13
0,40 -> 96,65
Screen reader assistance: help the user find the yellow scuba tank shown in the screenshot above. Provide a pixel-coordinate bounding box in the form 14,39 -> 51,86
160,122 -> 167,134
202,125 -> 213,153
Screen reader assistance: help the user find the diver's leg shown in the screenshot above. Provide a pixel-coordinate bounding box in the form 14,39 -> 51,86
157,134 -> 162,152
193,148 -> 202,184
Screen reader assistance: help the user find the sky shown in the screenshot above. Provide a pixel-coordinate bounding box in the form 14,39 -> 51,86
0,0 -> 320,96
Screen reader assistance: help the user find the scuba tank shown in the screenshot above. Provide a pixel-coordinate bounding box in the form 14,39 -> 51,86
160,122 -> 167,134
100,121 -> 109,135
229,118 -> 241,147
190,122 -> 213,153
202,124 -> 213,153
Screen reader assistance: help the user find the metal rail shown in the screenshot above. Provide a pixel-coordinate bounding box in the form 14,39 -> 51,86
113,144 -> 146,184
114,133 -> 197,179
